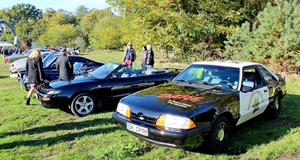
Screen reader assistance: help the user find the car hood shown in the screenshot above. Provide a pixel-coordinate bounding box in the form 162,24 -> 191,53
121,82 -> 239,117
49,75 -> 100,89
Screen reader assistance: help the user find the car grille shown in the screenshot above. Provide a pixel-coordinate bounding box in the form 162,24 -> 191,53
130,112 -> 157,127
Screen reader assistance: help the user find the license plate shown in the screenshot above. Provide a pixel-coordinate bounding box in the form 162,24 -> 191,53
126,123 -> 148,136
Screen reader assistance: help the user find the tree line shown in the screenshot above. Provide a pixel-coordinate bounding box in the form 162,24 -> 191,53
0,0 -> 299,73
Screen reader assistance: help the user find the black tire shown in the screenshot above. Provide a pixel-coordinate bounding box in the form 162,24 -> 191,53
71,93 -> 97,117
208,116 -> 231,153
267,94 -> 281,119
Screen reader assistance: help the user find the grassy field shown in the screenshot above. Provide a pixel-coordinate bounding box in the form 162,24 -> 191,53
0,51 -> 299,160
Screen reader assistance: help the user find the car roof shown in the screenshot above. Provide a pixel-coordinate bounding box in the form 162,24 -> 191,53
192,60 -> 261,68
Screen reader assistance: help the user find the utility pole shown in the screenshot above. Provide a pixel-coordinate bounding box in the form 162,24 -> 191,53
0,19 -> 21,49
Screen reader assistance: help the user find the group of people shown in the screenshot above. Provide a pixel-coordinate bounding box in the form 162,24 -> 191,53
1,47 -> 23,62
25,48 -> 73,105
25,42 -> 155,105
122,42 -> 155,71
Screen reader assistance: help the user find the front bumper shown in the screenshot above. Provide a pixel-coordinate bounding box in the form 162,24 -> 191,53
112,112 -> 211,150
36,91 -> 69,109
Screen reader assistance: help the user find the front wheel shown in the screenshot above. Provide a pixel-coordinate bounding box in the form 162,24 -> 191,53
208,116 -> 231,153
71,93 -> 97,117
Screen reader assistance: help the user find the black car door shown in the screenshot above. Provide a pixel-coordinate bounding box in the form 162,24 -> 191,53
102,67 -> 156,102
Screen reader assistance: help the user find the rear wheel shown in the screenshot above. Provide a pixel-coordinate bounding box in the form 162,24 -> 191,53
71,93 -> 96,117
208,116 -> 231,153
267,94 -> 281,119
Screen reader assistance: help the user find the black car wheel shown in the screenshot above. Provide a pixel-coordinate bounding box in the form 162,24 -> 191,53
268,94 -> 281,119
208,116 -> 231,153
71,93 -> 97,117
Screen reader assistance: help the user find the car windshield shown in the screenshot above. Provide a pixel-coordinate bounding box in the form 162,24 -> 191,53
43,56 -> 57,68
89,62 -> 120,79
24,49 -> 33,56
173,64 -> 240,89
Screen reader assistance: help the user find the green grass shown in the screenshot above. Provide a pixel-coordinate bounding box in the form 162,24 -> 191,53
0,51 -> 299,159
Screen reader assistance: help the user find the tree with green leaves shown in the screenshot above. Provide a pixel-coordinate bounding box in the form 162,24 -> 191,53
224,0 -> 300,73
107,0 -> 271,62
0,3 -> 42,49
90,15 -> 122,50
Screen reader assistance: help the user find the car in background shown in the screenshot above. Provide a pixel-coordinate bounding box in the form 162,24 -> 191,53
67,45 -> 80,55
5,48 -> 51,63
18,55 -> 104,90
112,60 -> 287,153
9,51 -> 50,74
35,62 -> 182,117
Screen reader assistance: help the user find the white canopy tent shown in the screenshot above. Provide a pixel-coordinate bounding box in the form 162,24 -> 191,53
0,41 -> 14,47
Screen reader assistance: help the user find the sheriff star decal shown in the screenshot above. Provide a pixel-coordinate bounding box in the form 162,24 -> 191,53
248,91 -> 263,114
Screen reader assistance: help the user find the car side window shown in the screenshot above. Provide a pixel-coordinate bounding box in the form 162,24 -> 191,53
257,66 -> 277,85
243,67 -> 264,89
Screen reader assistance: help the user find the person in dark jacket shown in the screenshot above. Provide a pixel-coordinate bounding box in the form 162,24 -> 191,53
145,44 -> 155,69
123,42 -> 136,70
25,48 -> 46,105
56,48 -> 74,82
141,45 -> 147,71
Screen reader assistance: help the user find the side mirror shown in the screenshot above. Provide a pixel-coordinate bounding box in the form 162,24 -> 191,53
51,63 -> 56,68
241,80 -> 254,92
111,74 -> 118,79
241,85 -> 253,92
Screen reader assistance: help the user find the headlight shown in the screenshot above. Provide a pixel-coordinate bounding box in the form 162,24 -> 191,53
116,102 -> 130,118
47,90 -> 62,95
156,114 -> 196,130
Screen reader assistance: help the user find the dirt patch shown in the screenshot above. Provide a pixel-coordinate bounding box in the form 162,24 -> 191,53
0,83 -> 20,90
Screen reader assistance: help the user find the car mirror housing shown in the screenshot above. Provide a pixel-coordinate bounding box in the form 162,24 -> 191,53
241,85 -> 253,92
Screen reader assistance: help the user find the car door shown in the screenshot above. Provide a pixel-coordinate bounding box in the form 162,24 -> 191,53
106,66 -> 155,102
237,66 -> 269,125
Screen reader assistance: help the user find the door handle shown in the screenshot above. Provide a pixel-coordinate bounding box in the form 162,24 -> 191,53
264,90 -> 267,92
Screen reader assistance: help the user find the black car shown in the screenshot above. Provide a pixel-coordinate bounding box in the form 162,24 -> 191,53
36,62 -> 182,117
18,55 -> 104,90
112,61 -> 287,153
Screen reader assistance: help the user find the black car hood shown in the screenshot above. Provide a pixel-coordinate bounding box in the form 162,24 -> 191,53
121,82 -> 238,117
50,75 -> 100,88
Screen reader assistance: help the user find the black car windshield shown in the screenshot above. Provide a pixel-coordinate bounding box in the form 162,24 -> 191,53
173,64 -> 240,89
89,62 -> 120,79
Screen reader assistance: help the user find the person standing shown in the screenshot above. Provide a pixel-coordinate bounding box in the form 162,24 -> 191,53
25,48 -> 46,105
56,48 -> 74,82
141,45 -> 147,71
123,42 -> 136,70
145,44 -> 155,69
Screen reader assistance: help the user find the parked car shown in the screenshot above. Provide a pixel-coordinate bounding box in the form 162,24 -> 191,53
9,51 -> 50,74
5,48 -> 51,63
112,60 -> 287,153
35,62 -> 182,117
67,45 -> 80,55
18,54 -> 104,90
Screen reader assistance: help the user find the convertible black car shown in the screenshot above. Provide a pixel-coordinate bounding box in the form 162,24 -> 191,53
18,54 -> 104,90
36,62 -> 182,117
112,61 -> 287,153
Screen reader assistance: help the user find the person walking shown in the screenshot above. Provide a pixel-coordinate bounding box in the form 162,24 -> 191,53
25,48 -> 46,105
56,48 -> 74,82
141,45 -> 147,71
123,42 -> 136,70
145,44 -> 155,69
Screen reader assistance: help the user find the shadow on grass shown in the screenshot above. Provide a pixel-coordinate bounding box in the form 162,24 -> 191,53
190,93 -> 300,155
0,75 -> 9,78
0,118 -> 120,149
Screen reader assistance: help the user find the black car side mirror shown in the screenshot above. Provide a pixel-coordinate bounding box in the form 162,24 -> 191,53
241,85 -> 253,92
